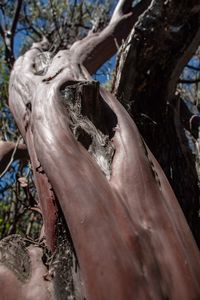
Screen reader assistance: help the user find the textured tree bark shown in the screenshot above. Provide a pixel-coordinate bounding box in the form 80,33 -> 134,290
114,0 -> 200,246
6,0 -> 200,299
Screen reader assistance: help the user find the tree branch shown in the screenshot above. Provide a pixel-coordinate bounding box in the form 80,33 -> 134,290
113,0 -> 200,240
179,78 -> 200,84
186,64 -> 200,71
1,0 -> 23,68
110,0 -> 134,23
0,23 -> 4,39
0,140 -> 28,175
70,0 -> 151,74
23,4 -> 43,39
180,98 -> 200,139
115,0 -> 200,119
10,0 -> 23,50
11,0 -> 23,36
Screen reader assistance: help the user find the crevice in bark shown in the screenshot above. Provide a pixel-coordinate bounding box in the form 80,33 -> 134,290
60,80 -> 117,179
47,204 -> 84,300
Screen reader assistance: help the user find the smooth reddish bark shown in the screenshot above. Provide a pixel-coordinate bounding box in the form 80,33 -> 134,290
9,45 -> 200,300
6,0 -> 200,299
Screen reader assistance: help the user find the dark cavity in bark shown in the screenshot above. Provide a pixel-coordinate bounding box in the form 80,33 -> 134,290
60,81 -> 117,179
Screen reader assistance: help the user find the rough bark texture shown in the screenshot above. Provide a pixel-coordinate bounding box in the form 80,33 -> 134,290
115,0 -> 200,246
5,0 -> 200,299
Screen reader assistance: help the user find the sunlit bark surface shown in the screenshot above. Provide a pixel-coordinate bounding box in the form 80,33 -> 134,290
6,0 -> 200,299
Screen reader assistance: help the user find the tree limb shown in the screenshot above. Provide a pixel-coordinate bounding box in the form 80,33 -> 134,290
180,98 -> 200,139
0,140 -> 28,175
23,4 -> 43,39
115,0 -> 200,112
0,23 -> 4,39
9,31 -> 200,299
10,0 -> 23,54
1,0 -> 23,68
0,137 -> 22,178
70,0 -> 151,74
11,0 -> 23,37
186,64 -> 200,71
114,0 -> 200,244
179,78 -> 200,84
8,2 -> 200,298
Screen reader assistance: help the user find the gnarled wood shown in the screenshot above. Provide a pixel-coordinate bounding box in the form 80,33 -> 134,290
9,38 -> 200,300
7,0 -> 200,299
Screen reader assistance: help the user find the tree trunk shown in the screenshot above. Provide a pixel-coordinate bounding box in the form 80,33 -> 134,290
8,42 -> 200,300
5,0 -> 200,299
114,0 -> 200,246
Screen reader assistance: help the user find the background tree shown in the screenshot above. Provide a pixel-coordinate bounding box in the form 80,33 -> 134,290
0,0 -> 200,299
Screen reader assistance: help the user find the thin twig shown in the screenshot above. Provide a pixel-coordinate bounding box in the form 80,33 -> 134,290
0,137 -> 22,178
179,78 -> 200,84
186,64 -> 200,72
